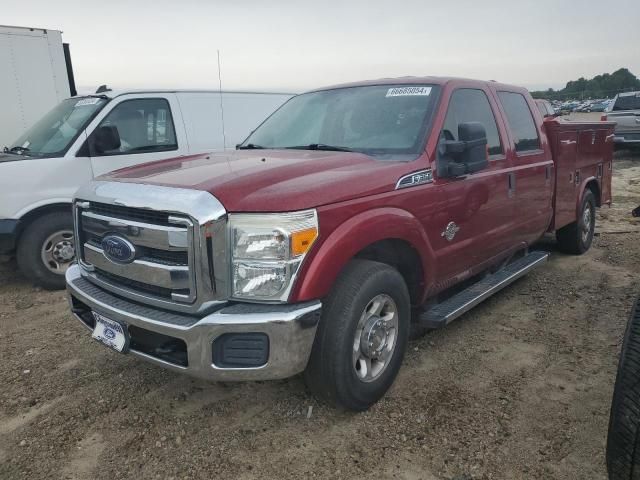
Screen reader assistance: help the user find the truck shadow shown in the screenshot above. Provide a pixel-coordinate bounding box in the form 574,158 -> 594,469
614,148 -> 640,160
0,256 -> 30,288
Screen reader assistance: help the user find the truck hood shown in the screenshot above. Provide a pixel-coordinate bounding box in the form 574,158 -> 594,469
101,150 -> 416,212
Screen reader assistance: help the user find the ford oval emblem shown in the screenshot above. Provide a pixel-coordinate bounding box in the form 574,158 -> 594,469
101,235 -> 136,264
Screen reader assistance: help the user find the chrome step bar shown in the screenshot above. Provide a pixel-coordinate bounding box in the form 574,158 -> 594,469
419,251 -> 549,328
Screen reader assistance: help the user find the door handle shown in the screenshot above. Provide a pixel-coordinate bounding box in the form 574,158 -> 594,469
561,139 -> 577,145
508,172 -> 516,198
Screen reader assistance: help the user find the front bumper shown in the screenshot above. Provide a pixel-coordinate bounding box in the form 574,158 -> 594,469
0,219 -> 20,254
66,264 -> 321,381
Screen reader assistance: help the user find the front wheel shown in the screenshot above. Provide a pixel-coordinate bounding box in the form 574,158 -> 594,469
16,211 -> 75,290
556,190 -> 596,254
304,260 -> 410,411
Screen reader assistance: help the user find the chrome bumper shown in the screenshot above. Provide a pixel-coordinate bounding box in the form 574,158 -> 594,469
65,264 -> 321,381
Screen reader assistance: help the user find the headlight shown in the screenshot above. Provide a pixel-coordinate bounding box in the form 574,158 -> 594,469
229,210 -> 318,301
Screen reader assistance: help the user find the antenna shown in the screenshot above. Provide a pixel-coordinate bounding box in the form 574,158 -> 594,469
217,50 -> 227,149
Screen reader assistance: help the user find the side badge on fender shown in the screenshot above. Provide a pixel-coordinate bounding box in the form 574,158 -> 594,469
441,222 -> 460,242
395,169 -> 433,189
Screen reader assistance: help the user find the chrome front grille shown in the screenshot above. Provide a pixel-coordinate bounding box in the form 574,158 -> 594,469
88,202 -> 171,225
78,206 -> 196,304
73,181 -> 229,315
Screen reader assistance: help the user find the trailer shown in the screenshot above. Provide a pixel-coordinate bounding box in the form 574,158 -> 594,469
0,25 -> 76,148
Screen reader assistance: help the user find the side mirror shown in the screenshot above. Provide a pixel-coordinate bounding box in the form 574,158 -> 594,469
92,125 -> 121,154
437,122 -> 489,177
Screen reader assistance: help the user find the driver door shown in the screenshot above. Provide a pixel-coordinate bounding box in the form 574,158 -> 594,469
86,95 -> 184,177
427,87 -> 517,283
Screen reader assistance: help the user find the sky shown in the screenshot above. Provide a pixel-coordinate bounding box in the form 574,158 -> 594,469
4,0 -> 640,94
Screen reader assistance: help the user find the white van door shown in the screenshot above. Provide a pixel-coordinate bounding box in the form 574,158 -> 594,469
87,93 -> 187,177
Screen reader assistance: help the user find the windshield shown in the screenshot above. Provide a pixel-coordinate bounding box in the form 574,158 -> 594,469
8,97 -> 108,157
241,84 -> 440,157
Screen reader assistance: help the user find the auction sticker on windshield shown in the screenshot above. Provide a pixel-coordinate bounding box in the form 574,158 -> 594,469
91,312 -> 128,352
386,86 -> 432,97
75,98 -> 101,107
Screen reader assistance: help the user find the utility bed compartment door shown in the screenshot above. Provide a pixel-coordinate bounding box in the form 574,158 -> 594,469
552,130 -> 578,229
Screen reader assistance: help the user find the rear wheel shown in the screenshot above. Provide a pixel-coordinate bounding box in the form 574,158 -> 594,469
16,211 -> 75,290
556,190 -> 596,254
304,260 -> 410,411
607,297 -> 640,479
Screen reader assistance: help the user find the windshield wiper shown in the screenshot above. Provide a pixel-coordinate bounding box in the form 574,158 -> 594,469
283,143 -> 354,152
5,146 -> 30,154
237,143 -> 266,150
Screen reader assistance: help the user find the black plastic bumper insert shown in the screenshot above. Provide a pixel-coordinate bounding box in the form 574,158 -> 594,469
212,333 -> 269,368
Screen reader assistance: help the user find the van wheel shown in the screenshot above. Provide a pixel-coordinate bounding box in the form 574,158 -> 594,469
607,297 -> 640,479
304,260 -> 410,411
17,211 -> 74,290
556,190 -> 596,254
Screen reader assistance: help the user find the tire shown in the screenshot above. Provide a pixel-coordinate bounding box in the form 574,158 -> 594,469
16,211 -> 75,290
304,259 -> 410,411
607,297 -> 640,480
556,190 -> 596,254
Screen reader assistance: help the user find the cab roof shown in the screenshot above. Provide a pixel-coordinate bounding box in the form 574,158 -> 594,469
309,76 -> 527,94
73,89 -> 296,100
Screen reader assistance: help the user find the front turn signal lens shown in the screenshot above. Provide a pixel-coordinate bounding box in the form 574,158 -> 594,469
291,227 -> 318,256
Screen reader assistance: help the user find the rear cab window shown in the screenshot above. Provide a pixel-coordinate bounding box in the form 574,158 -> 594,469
497,92 -> 541,153
442,88 -> 503,157
611,92 -> 640,111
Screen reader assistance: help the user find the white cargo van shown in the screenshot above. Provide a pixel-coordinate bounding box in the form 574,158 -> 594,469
0,89 -> 293,288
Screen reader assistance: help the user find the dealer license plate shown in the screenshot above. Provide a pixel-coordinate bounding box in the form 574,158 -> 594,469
91,312 -> 128,353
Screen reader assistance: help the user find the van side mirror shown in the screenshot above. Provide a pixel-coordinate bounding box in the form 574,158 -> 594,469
92,125 -> 121,154
437,122 -> 489,177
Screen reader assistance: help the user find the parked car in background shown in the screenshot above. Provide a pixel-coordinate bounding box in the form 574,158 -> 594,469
559,102 -> 579,115
535,99 -> 559,118
65,76 -> 614,410
602,91 -> 640,148
0,89 -> 293,289
0,25 -> 76,148
589,102 -> 608,112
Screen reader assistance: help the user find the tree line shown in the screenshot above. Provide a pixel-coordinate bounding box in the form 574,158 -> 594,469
530,68 -> 640,101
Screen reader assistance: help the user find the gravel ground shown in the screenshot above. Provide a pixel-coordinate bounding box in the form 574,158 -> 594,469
1,148 -> 639,480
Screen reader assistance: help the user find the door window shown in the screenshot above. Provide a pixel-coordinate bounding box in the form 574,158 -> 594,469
94,98 -> 177,155
443,89 -> 503,156
497,92 -> 541,152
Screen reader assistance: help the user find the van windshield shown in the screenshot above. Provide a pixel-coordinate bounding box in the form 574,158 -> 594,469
241,84 -> 440,158
7,97 -> 108,157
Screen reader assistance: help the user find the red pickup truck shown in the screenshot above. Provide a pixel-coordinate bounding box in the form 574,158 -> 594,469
66,77 -> 614,410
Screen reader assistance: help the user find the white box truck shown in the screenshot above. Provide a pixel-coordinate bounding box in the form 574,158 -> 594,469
0,25 -> 76,148
0,88 -> 294,289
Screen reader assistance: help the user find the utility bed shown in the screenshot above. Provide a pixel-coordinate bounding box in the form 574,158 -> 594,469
544,118 -> 615,231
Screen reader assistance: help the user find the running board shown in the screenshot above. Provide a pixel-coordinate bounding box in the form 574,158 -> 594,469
419,251 -> 549,329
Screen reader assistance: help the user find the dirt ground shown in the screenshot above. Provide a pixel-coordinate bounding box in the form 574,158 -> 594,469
1,140 -> 639,480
